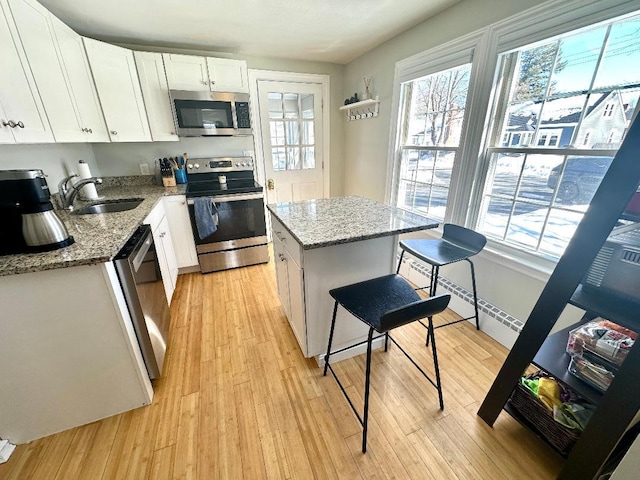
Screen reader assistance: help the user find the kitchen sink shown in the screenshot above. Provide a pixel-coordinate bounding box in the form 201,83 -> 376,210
74,198 -> 144,215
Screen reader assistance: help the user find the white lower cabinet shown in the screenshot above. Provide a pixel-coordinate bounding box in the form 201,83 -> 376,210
145,201 -> 178,304
272,217 -> 306,354
163,195 -> 198,269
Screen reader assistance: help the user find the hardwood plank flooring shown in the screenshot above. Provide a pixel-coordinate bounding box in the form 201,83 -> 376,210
0,256 -> 564,479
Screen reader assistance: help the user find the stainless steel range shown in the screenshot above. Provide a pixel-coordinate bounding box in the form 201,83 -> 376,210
186,156 -> 269,273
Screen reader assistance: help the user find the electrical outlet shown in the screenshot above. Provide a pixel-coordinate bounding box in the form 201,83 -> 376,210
139,163 -> 149,175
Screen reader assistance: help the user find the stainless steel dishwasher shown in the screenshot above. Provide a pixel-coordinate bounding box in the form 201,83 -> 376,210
114,224 -> 170,379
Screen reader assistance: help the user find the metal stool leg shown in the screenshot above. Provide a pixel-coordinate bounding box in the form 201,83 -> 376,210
427,315 -> 444,410
466,258 -> 480,331
396,249 -> 405,274
362,327 -> 375,453
426,265 -> 439,347
323,301 -> 339,376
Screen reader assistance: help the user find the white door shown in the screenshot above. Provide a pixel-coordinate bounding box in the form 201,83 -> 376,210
257,80 -> 325,204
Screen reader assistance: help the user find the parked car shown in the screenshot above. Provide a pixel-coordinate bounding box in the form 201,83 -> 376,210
547,156 -> 613,203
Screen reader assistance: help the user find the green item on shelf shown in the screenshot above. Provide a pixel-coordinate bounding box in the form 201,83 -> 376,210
521,377 -> 539,396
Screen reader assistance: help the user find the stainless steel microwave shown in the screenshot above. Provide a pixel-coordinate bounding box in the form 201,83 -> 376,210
169,90 -> 252,137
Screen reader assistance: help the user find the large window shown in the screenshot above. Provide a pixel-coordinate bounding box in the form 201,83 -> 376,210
391,7 -> 640,262
395,64 -> 471,220
478,14 -> 640,258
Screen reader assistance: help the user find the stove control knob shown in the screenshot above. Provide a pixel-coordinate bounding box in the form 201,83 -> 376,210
236,162 -> 241,166
194,163 -> 200,169
187,164 -> 193,169
242,162 -> 248,166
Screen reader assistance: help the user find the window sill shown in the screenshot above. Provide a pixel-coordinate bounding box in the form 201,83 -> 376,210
481,239 -> 556,283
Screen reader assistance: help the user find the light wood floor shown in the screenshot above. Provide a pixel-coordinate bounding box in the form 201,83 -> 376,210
0,257 -> 563,479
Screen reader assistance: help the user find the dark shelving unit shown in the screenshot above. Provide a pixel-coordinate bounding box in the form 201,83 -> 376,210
478,116 -> 640,480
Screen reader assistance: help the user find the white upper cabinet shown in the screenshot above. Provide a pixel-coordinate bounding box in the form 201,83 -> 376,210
164,53 -> 249,93
206,57 -> 248,93
49,16 -> 109,142
163,53 -> 210,91
7,0 -> 108,143
0,0 -> 53,143
84,38 -> 151,142
134,51 -> 178,142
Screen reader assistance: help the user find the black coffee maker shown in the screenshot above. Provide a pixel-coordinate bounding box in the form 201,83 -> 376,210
0,169 -> 74,255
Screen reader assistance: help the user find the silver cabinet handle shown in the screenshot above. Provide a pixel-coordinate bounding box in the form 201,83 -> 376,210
16,121 -> 24,128
2,120 -> 16,128
278,253 -> 286,262
110,130 -> 118,135
274,231 -> 285,242
83,127 -> 93,134
202,80 -> 208,85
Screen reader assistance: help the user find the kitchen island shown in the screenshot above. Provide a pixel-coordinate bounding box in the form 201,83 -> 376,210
267,196 -> 438,362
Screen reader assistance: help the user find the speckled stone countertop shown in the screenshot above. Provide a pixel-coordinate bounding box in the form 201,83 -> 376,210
0,182 -> 186,277
267,196 -> 439,250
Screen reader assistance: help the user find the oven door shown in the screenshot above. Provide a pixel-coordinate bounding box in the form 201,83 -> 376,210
187,193 -> 267,252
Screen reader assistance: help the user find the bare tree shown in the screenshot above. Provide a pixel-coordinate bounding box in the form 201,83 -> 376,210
413,68 -> 469,146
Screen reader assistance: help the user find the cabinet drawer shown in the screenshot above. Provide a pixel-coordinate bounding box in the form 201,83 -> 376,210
271,216 -> 301,267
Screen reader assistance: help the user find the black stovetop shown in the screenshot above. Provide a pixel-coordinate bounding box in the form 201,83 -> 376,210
186,179 -> 263,198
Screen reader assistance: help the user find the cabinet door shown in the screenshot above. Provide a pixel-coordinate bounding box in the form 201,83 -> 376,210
273,236 -> 290,318
83,38 -> 151,142
134,51 -> 178,142
286,249 -> 306,355
0,0 -> 53,143
206,58 -> 248,93
162,53 -> 209,91
163,196 -> 198,268
154,215 -> 178,305
50,17 -> 109,142
7,0 -> 83,142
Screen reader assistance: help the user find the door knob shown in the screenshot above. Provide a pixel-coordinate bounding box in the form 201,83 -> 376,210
267,179 -> 275,190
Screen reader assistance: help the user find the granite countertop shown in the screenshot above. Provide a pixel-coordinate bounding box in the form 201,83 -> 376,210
267,196 -> 439,250
0,180 -> 186,277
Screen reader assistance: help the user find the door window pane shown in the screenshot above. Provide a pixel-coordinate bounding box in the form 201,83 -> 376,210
302,147 -> 315,169
284,93 -> 300,119
268,93 -> 283,119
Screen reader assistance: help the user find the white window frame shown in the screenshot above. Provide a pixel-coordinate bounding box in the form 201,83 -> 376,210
386,0 -> 640,272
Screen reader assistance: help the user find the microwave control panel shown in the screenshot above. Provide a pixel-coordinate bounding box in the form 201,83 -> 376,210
236,102 -> 251,128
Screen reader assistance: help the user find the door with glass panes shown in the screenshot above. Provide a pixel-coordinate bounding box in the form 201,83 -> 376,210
257,80 -> 324,203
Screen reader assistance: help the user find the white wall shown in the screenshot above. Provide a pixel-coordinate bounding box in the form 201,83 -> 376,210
0,143 -> 99,190
339,0 -> 573,328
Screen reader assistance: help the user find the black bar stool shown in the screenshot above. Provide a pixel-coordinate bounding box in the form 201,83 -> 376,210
323,274 -> 451,453
397,224 -> 486,345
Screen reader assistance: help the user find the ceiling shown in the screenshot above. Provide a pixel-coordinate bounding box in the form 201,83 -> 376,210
39,0 -> 461,64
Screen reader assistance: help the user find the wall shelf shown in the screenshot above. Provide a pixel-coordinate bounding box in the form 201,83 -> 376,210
339,96 -> 380,121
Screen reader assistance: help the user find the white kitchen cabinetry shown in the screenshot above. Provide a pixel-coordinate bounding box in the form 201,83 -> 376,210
0,0 -> 52,144
84,38 -> 152,142
272,217 -> 306,353
49,13 -> 109,142
163,53 -> 248,93
134,51 -> 178,142
164,195 -> 198,269
6,0 -> 108,143
0,263 -> 153,444
206,57 -> 249,93
145,201 -> 178,304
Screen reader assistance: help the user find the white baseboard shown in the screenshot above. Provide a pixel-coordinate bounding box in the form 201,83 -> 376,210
0,439 -> 16,464
315,336 -> 386,367
399,257 -> 520,349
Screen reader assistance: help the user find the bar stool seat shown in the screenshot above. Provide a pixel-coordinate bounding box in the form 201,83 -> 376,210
397,224 -> 486,344
323,273 -> 450,453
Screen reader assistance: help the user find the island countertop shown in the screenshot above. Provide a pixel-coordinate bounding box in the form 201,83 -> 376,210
267,196 -> 439,250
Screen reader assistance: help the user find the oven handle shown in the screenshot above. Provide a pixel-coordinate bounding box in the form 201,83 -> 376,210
187,192 -> 264,204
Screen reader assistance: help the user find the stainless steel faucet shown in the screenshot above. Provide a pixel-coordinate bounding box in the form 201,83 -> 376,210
58,174 -> 103,211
